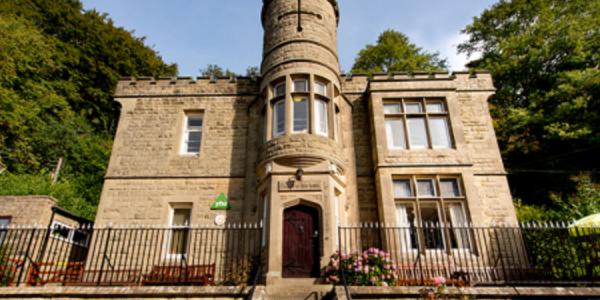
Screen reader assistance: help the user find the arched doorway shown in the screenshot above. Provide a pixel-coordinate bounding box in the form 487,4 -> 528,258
282,204 -> 320,277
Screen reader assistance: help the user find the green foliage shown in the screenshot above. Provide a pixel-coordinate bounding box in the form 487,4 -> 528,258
515,174 -> 600,222
352,30 -> 448,74
459,0 -> 600,205
0,0 -> 177,219
515,199 -> 554,222
549,174 -> 600,220
0,172 -> 95,219
200,64 -> 236,77
521,227 -> 600,281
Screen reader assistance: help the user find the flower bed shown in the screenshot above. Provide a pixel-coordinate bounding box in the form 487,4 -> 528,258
324,248 -> 398,286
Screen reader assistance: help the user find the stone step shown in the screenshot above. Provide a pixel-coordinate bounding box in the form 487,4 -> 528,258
254,279 -> 335,300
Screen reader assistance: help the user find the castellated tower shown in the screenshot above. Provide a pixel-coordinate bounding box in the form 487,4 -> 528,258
257,0 -> 355,281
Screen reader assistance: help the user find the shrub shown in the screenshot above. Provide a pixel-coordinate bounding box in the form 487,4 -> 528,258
323,248 -> 398,286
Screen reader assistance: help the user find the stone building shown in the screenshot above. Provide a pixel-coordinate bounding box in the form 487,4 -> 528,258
0,196 -> 92,228
95,0 -> 517,283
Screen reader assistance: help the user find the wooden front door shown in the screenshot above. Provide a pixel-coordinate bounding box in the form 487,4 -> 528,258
283,205 -> 319,277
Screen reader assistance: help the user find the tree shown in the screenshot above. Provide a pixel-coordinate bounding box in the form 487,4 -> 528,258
200,64 -> 236,77
459,0 -> 600,207
0,0 -> 177,219
516,174 -> 600,222
351,29 -> 448,74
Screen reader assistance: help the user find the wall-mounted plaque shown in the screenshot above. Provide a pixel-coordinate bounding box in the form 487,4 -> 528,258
278,180 -> 322,192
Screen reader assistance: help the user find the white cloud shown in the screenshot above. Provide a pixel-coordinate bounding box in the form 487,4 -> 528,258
436,32 -> 482,71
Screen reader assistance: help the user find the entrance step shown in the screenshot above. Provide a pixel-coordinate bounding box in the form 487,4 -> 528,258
258,278 -> 335,300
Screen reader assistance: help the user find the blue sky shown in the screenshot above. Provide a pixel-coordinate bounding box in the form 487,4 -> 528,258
81,0 -> 497,75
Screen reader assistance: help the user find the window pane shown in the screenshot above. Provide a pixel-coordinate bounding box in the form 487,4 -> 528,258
393,180 -> 413,197
293,98 -> 308,132
407,117 -> 428,148
417,179 -> 436,197
170,229 -> 189,255
187,116 -> 203,128
274,83 -> 285,97
187,131 -> 201,153
188,131 -> 201,142
273,100 -> 285,136
429,117 -> 452,148
315,99 -> 328,135
315,81 -> 327,95
293,80 -> 308,92
385,119 -> 406,149
446,203 -> 470,249
170,208 -> 191,255
52,223 -> 71,240
440,179 -> 461,197
384,103 -> 402,114
0,218 -> 10,227
395,204 -> 418,250
405,101 -> 423,113
172,208 -> 191,226
420,204 -> 444,249
426,101 -> 445,113
72,230 -> 89,246
187,142 -> 201,153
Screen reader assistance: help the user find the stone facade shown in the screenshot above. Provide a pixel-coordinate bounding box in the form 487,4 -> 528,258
0,196 -> 86,227
96,0 -> 517,283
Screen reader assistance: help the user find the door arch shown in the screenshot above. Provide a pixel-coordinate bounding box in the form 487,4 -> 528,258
282,204 -> 320,277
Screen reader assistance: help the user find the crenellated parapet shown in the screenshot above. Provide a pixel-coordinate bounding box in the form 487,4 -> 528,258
115,76 -> 260,98
340,71 -> 496,95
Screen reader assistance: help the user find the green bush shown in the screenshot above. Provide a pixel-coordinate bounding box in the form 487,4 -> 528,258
0,172 -> 95,220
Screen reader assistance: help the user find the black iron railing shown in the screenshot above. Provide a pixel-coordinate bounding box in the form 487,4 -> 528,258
0,224 -> 261,287
338,223 -> 599,286
1,222 -> 598,288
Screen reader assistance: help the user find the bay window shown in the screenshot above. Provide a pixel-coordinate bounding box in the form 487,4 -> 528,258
384,98 -> 453,150
268,76 -> 333,139
394,175 -> 471,252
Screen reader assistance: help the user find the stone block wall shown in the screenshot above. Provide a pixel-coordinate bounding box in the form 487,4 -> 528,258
96,178 -> 245,226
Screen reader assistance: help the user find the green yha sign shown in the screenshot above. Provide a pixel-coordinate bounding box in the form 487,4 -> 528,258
210,192 -> 230,210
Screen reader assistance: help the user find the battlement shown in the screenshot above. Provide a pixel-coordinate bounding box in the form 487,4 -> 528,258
115,76 -> 260,98
340,71 -> 495,94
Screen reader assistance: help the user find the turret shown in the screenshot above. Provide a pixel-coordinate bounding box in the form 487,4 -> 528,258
259,0 -> 344,170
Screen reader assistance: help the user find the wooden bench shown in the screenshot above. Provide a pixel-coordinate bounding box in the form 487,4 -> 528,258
26,261 -> 84,286
63,269 -> 141,286
142,264 -> 215,286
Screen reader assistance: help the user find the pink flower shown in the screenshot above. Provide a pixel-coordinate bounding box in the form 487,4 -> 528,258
433,276 -> 446,287
381,281 -> 388,287
427,291 -> 435,299
364,265 -> 369,273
